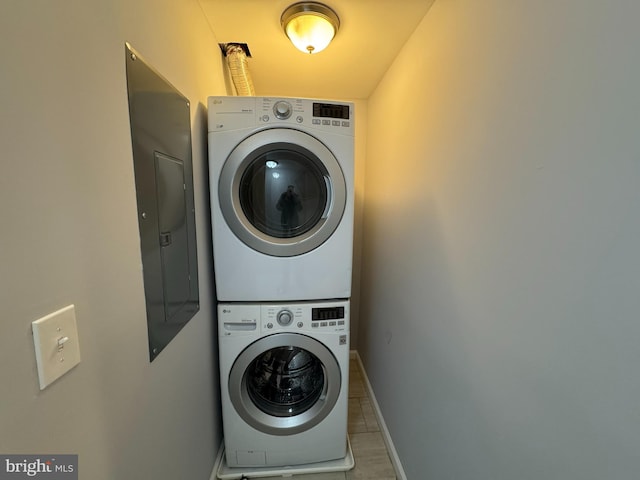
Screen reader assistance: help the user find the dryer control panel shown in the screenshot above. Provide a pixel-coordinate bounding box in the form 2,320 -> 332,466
218,301 -> 349,336
208,96 -> 354,136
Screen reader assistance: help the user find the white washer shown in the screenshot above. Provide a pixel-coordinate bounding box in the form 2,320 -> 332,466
208,96 -> 354,301
218,300 -> 350,468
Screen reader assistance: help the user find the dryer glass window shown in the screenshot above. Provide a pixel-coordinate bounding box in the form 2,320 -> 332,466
245,346 -> 325,417
239,149 -> 328,239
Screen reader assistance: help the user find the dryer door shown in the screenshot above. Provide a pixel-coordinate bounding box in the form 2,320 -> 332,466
219,128 -> 347,257
228,333 -> 342,436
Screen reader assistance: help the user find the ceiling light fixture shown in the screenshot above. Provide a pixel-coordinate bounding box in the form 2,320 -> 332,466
281,2 -> 340,54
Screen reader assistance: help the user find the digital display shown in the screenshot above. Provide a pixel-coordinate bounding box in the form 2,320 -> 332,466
313,103 -> 350,120
312,307 -> 345,321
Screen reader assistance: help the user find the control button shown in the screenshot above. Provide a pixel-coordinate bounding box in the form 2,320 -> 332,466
277,309 -> 293,326
342,121 -> 350,127
338,320 -> 345,325
320,321 -> 328,327
312,119 -> 321,125
312,323 -> 319,328
329,321 -> 337,326
273,101 -> 292,120
297,322 -> 304,328
322,119 -> 330,125
261,115 -> 270,122
267,323 -> 274,329
296,116 -> 303,123
332,120 -> 340,126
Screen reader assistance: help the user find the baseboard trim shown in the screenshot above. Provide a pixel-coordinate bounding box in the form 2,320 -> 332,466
350,349 -> 408,480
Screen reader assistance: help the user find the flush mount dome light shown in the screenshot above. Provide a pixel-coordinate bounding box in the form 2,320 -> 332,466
281,2 -> 340,54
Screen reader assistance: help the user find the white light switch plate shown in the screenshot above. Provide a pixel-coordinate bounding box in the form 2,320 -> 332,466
32,305 -> 81,390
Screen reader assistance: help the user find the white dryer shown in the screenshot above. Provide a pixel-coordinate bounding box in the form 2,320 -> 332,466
218,300 -> 350,468
208,96 -> 354,301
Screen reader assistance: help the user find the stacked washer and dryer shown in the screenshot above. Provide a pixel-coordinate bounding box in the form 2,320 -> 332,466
208,96 -> 355,472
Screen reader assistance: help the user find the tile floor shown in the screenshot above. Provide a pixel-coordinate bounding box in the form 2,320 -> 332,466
249,356 -> 398,480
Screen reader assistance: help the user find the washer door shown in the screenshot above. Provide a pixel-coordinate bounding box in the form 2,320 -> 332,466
228,333 -> 342,436
219,128 -> 347,257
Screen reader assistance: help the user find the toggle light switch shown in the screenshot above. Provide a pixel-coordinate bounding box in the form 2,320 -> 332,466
32,305 -> 81,390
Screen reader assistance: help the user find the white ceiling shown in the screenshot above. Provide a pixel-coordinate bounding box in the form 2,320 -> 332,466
198,0 -> 436,100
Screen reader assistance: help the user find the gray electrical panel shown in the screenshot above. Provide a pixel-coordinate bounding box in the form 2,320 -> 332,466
125,43 -> 199,361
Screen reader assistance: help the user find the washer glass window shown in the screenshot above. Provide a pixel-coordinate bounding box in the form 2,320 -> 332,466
246,346 -> 324,417
240,149 -> 328,239
228,333 -> 341,435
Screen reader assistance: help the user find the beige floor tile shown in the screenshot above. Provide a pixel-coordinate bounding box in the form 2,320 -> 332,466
359,397 -> 380,432
348,371 -> 367,399
348,399 -> 368,434
349,432 -> 388,459
346,455 -> 396,480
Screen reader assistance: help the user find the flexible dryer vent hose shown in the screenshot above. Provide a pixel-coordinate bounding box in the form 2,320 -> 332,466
225,44 -> 255,96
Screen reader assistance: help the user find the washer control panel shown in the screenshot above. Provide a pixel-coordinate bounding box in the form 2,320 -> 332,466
262,302 -> 348,333
219,301 -> 349,335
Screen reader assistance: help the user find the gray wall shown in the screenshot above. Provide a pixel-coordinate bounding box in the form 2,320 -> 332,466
0,0 -> 226,478
359,1 -> 640,479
